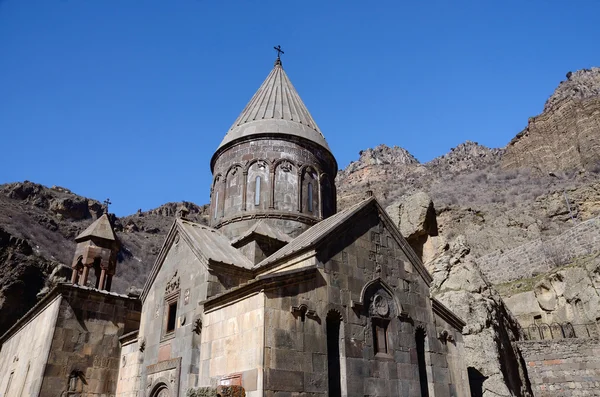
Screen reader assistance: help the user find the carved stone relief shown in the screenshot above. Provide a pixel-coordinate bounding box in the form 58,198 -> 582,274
280,160 -> 293,173
165,271 -> 180,294
370,294 -> 390,318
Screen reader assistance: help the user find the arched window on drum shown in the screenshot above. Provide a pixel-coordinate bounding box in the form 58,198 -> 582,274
302,167 -> 318,215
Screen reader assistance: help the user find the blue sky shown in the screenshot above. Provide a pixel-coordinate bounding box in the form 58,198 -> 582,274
1,0 -> 598,216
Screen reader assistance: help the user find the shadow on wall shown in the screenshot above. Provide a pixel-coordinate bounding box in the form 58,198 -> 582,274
467,367 -> 487,397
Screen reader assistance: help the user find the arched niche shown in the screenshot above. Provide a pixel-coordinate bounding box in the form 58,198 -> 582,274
211,174 -> 225,221
320,173 -> 335,218
246,160 -> 269,210
150,382 -> 172,397
353,278 -> 405,319
224,165 -> 243,216
273,159 -> 298,212
301,166 -> 319,216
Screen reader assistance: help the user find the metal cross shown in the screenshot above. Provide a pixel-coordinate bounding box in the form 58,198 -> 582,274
103,198 -> 112,213
273,45 -> 284,59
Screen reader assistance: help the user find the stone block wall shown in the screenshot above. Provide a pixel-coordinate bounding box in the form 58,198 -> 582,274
210,137 -> 337,239
478,217 -> 600,284
38,285 -> 141,396
140,235 -> 211,396
260,209 -> 468,397
518,338 -> 600,396
0,294 -> 62,397
115,334 -> 141,397
200,292 -> 264,397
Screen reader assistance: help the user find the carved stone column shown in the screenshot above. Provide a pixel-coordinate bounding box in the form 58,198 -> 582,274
81,266 -> 90,286
98,268 -> 107,290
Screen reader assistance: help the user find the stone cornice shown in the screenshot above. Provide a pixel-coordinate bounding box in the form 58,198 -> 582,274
431,297 -> 466,332
213,210 -> 320,230
201,265 -> 318,313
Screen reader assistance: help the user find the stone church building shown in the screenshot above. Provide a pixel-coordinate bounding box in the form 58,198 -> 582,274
0,56 -> 471,397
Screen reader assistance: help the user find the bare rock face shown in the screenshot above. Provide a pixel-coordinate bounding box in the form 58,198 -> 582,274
343,144 -> 419,175
387,191 -> 437,240
503,68 -> 600,173
427,141 -> 503,174
0,227 -> 55,335
544,67 -> 600,112
501,252 -> 600,330
385,191 -> 445,263
429,237 -> 532,397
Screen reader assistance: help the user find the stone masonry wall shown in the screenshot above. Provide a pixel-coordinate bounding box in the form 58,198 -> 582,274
518,338 -> 600,396
211,137 -> 337,239
478,217 -> 600,284
38,285 -> 141,396
0,294 -> 62,397
261,209 -> 468,397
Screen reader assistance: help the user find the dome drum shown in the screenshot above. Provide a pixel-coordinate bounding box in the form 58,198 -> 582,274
210,137 -> 336,238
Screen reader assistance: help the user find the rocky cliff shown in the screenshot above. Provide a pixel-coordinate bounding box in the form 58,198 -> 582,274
503,67 -> 600,173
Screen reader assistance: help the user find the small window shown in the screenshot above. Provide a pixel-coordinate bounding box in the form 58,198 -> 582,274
214,191 -> 219,220
308,182 -> 313,212
166,301 -> 177,334
254,176 -> 261,206
372,318 -> 389,355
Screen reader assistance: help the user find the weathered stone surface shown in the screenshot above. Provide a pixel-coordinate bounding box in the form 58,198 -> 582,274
429,237 -> 531,397
499,252 -> 600,329
478,216 -> 600,285
386,192 -> 437,241
503,68 -> 600,173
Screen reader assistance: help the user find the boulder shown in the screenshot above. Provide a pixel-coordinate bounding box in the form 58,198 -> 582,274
386,191 -> 438,240
50,197 -> 90,220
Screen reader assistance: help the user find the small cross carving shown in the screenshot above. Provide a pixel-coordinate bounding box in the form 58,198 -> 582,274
273,45 -> 284,59
103,198 -> 112,213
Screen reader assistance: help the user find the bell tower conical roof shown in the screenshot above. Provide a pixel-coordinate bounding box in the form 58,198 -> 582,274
212,58 -> 331,168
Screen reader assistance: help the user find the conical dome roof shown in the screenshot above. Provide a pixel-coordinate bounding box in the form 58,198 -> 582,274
75,213 -> 117,242
214,59 -> 331,156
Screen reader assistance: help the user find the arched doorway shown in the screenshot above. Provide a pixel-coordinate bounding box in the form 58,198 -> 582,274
326,310 -> 342,397
150,383 -> 171,397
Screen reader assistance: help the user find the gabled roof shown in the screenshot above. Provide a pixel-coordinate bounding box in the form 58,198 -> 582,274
230,220 -> 292,247
177,219 -> 253,268
140,218 -> 252,302
253,197 -> 373,269
75,213 -> 117,242
214,59 -> 331,157
254,196 -> 433,285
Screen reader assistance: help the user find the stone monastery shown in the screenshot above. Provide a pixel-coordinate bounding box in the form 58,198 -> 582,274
0,55 -> 472,397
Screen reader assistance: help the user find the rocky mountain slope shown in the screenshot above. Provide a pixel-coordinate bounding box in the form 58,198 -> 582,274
502,67 -> 600,173
0,181 -> 208,334
337,140 -> 600,259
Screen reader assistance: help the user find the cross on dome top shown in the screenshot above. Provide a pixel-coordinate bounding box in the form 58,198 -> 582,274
273,45 -> 284,66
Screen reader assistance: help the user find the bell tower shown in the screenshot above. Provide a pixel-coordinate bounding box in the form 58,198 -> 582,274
70,213 -> 120,291
210,51 -> 338,240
